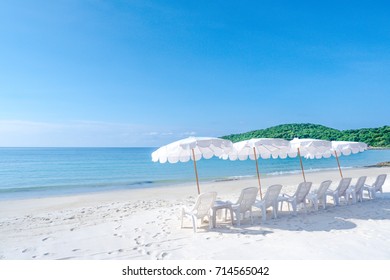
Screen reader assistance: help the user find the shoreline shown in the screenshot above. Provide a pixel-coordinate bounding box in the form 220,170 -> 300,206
1,166 -> 389,260
1,166 -> 389,216
0,165 -> 375,203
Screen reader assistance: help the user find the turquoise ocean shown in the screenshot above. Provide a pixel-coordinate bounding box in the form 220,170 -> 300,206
0,147 -> 389,200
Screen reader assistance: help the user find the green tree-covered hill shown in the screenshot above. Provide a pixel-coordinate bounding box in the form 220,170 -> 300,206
222,123 -> 390,147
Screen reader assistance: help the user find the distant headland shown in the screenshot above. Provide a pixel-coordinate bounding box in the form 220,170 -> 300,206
221,123 -> 390,148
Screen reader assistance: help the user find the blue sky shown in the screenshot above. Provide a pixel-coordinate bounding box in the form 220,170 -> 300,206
0,0 -> 389,147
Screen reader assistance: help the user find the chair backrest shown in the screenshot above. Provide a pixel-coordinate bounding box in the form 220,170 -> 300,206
263,184 -> 283,208
337,177 -> 352,196
373,174 -> 387,191
236,187 -> 258,212
294,182 -> 312,203
317,180 -> 332,199
354,176 -> 367,193
192,192 -> 217,219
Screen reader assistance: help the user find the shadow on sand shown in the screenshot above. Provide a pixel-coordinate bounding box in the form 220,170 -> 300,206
210,193 -> 390,234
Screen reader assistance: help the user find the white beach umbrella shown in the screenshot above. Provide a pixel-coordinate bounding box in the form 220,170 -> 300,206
331,141 -> 368,178
151,137 -> 233,194
222,138 -> 295,198
290,138 -> 333,182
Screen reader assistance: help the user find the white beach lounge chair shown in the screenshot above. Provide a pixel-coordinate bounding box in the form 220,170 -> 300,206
363,174 -> 387,199
181,192 -> 217,233
306,180 -> 332,210
346,176 -> 367,204
325,177 -> 352,206
255,184 -> 282,223
230,187 -> 258,226
279,182 -> 312,215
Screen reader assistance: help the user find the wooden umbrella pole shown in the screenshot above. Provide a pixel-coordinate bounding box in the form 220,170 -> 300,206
297,148 -> 306,182
334,151 -> 343,178
253,147 -> 263,199
192,149 -> 201,194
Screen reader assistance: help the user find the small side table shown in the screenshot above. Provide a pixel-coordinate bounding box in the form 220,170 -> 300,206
211,200 -> 234,228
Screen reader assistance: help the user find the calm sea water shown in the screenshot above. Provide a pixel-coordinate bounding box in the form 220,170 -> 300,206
0,147 -> 389,200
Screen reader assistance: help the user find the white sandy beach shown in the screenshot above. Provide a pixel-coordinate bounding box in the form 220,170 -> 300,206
0,167 -> 389,260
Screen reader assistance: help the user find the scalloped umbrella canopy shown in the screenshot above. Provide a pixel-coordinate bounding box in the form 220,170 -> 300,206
331,141 -> 368,177
222,138 -> 296,198
225,138 -> 296,161
151,137 -> 233,194
332,141 -> 367,156
290,138 -> 333,182
290,138 -> 333,159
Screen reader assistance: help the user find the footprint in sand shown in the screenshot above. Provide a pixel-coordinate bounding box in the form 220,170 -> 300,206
137,248 -> 147,255
135,236 -> 144,245
157,252 -> 169,260
163,230 -> 171,235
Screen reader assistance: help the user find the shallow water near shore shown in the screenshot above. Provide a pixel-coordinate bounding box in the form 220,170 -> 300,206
0,147 -> 389,200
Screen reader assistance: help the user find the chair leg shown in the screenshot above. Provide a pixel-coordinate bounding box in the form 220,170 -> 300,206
334,195 -> 339,206
211,211 -> 217,229
292,201 -> 297,215
302,202 -> 307,213
191,216 -> 197,233
319,197 -> 324,209
314,199 -> 318,211
228,208 -> 233,225
272,206 -> 277,219
181,209 -> 185,228
358,190 -> 363,202
233,210 -> 241,226
262,209 -> 267,223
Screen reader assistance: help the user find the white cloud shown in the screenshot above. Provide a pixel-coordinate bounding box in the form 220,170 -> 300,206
0,120 -> 152,147
147,132 -> 159,136
0,120 -> 224,147
182,131 -> 197,136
